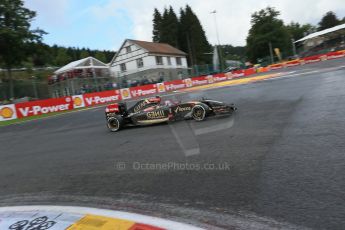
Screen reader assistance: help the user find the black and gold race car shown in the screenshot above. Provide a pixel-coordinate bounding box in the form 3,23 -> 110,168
105,96 -> 236,132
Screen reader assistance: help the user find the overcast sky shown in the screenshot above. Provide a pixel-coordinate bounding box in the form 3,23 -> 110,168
24,0 -> 345,51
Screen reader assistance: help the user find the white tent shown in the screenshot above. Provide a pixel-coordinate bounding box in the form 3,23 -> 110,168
54,57 -> 109,75
295,23 -> 345,43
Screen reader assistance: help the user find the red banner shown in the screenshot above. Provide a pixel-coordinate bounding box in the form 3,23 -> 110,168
269,63 -> 284,70
164,79 -> 187,91
326,51 -> 345,60
83,90 -> 121,106
285,60 -> 301,67
191,76 -> 208,86
244,68 -> 256,76
231,70 -> 245,78
15,97 -> 73,118
130,84 -> 157,98
213,73 -> 228,82
302,54 -> 323,64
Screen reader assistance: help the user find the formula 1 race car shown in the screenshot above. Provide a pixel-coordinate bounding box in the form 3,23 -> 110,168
105,96 -> 236,132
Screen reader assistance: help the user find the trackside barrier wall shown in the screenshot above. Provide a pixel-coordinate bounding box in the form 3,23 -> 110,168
1,50 -> 345,122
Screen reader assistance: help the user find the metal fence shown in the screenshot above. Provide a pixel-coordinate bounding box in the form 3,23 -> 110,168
0,79 -> 50,100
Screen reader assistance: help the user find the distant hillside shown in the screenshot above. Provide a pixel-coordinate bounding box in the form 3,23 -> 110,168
0,42 -> 115,70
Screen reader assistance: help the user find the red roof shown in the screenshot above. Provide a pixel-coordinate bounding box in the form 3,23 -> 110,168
128,39 -> 187,56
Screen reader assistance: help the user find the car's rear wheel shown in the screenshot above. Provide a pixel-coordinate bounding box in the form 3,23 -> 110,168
192,105 -> 206,121
107,115 -> 124,132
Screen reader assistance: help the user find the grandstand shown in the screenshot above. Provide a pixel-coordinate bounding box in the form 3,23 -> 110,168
295,23 -> 345,57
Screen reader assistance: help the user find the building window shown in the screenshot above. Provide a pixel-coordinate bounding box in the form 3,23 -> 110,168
126,46 -> 131,53
136,58 -> 144,68
120,63 -> 126,72
176,57 -> 182,65
167,57 -> 171,65
156,56 -> 163,65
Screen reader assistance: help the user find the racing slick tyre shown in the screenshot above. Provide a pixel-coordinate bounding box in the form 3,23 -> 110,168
192,105 -> 206,121
107,115 -> 124,132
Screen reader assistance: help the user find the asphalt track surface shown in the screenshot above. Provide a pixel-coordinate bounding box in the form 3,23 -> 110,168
1,59 -> 345,229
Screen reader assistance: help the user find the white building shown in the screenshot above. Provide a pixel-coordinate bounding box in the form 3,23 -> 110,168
109,39 -> 188,83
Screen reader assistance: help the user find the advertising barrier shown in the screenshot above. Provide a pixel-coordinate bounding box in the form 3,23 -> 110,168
120,88 -> 131,100
82,90 -> 120,107
0,104 -> 17,121
231,70 -> 245,78
72,95 -> 85,109
213,73 -> 227,82
15,97 -> 73,118
191,76 -> 209,86
164,79 -> 187,91
244,68 -> 256,76
285,59 -> 301,67
130,84 -> 157,98
326,50 -> 345,60
268,63 -> 284,70
302,54 -> 324,64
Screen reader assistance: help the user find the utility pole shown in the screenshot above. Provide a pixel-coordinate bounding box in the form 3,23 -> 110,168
90,58 -> 99,92
31,76 -> 38,98
291,38 -> 297,57
211,10 -> 224,71
269,42 -> 274,64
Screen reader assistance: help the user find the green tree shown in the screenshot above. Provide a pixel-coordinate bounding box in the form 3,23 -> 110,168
0,0 -> 45,98
55,48 -> 70,66
178,5 -> 211,65
80,48 -> 89,59
285,22 -> 316,40
222,45 -> 246,61
95,51 -> 107,63
152,5 -> 211,66
246,7 -> 290,63
152,8 -> 162,42
318,11 -> 340,31
159,6 -> 179,47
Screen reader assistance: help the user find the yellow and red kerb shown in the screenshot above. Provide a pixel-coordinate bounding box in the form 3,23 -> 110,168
67,214 -> 165,230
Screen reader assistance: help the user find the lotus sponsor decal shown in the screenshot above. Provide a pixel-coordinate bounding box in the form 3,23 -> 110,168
120,88 -> 131,100
72,95 -> 85,109
147,110 -> 165,119
174,106 -> 192,113
133,100 -> 148,113
0,104 -> 17,121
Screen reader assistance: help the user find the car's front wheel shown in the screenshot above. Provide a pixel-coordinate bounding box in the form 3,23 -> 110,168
192,105 -> 206,121
107,115 -> 124,132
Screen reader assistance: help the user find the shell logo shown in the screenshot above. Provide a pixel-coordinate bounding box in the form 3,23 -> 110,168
158,84 -> 165,92
122,89 -> 130,98
184,79 -> 193,87
73,97 -> 83,107
0,107 -> 14,119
